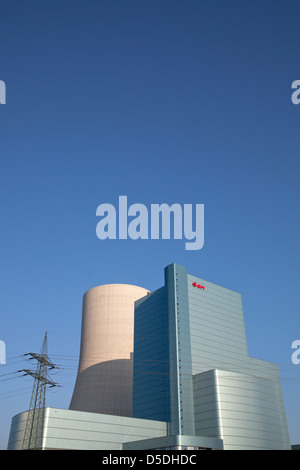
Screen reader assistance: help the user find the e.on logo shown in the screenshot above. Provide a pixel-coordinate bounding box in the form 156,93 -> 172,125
192,282 -> 205,290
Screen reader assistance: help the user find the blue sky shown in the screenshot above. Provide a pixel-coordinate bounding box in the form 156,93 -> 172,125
0,0 -> 299,449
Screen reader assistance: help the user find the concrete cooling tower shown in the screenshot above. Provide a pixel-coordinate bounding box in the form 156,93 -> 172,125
69,283 -> 149,417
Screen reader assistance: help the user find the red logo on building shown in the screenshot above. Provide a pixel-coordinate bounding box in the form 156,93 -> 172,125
192,282 -> 205,290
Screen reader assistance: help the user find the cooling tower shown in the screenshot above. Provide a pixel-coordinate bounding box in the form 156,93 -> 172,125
69,283 -> 149,417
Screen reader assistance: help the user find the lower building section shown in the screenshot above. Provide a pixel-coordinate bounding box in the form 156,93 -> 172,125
193,369 -> 290,450
7,408 -> 167,450
7,407 -> 222,451
123,434 -> 223,450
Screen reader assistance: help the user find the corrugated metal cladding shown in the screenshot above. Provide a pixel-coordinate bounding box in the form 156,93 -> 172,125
184,266 -> 290,449
194,369 -> 289,450
187,272 -> 248,371
8,408 -> 167,450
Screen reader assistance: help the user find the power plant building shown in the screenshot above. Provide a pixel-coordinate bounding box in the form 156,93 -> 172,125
7,263 -> 291,450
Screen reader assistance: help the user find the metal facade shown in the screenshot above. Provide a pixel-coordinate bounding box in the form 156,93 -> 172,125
8,408 -> 167,450
133,287 -> 169,422
132,263 -> 291,450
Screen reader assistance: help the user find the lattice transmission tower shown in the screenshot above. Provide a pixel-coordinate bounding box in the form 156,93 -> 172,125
18,332 -> 58,450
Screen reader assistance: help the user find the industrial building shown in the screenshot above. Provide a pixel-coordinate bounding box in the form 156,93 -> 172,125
69,283 -> 150,416
7,263 -> 291,450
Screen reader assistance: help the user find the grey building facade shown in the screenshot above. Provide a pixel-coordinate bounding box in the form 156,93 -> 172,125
132,263 -> 290,450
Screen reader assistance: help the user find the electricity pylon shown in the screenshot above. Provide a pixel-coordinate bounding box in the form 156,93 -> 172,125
18,332 -> 58,450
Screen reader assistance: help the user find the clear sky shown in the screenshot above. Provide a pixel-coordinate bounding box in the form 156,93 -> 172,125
0,0 -> 299,449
